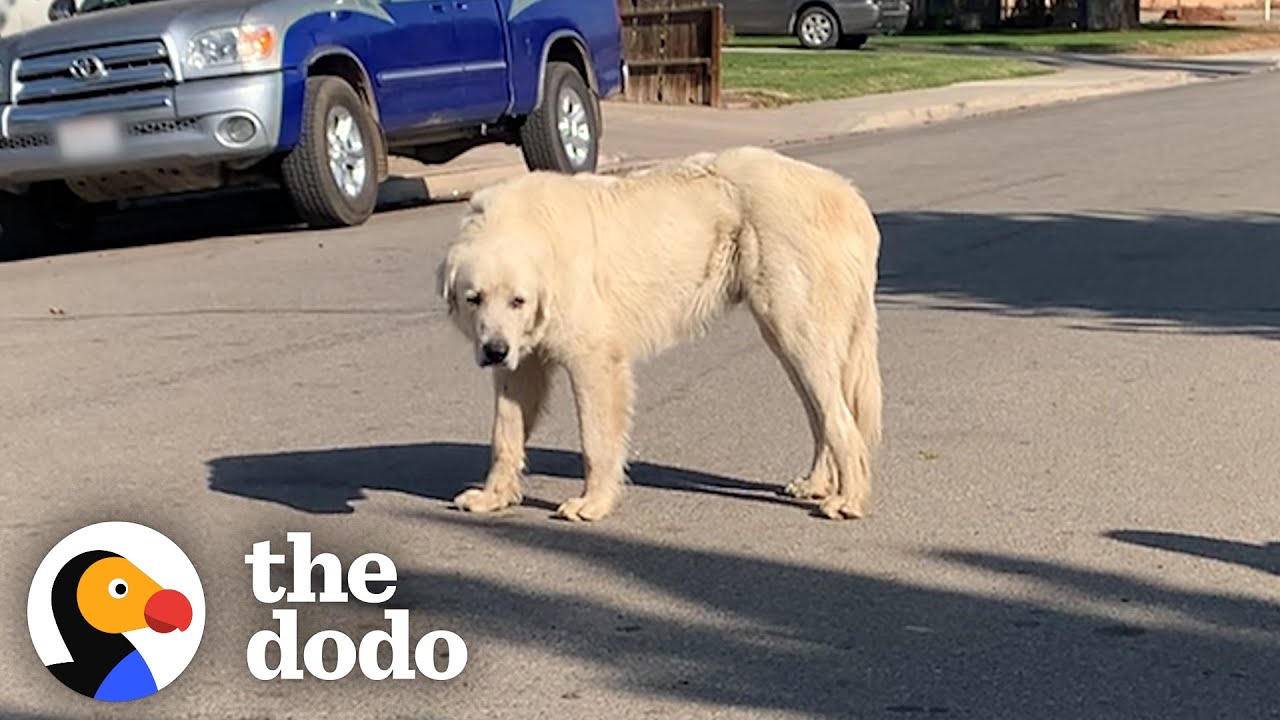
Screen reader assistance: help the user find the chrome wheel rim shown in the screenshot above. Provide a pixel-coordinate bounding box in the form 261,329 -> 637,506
556,86 -> 592,169
326,105 -> 367,199
800,13 -> 834,46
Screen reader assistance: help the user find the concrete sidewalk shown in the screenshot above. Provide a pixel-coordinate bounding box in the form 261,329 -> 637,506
378,49 -> 1280,208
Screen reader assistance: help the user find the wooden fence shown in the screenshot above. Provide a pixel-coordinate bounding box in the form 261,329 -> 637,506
616,0 -> 723,107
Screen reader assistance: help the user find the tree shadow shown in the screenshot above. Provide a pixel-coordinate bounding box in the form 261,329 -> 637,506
1107,529 -> 1280,576
383,515 -> 1280,717
206,441 -> 799,515
876,210 -> 1280,339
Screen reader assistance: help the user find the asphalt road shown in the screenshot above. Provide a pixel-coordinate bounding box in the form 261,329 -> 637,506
3,72 -> 1279,720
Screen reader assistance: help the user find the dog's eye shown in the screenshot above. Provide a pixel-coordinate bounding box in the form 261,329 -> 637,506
510,296 -> 525,309
466,292 -> 483,306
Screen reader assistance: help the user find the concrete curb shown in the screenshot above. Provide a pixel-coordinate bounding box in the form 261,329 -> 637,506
838,71 -> 1201,136
375,68 -> 1214,209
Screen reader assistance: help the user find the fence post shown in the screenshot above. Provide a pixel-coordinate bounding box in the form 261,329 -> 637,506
615,0 -> 724,107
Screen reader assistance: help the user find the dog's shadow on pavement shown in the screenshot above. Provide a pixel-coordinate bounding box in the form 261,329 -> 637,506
206,441 -> 796,515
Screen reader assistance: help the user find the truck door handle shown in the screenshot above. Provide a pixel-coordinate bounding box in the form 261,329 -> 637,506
455,1 -> 467,8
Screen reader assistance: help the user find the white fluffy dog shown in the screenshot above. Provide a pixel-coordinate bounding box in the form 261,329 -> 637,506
436,146 -> 882,522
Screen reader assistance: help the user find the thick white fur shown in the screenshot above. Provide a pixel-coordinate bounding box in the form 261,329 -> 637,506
437,146 -> 883,522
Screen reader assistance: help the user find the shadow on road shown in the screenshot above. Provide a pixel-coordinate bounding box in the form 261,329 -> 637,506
1107,529 -> 1280,575
207,441 -> 798,515
877,210 -> 1280,339
204,447 -> 1280,716
97,188 -> 303,241
10,176 -> 441,262
384,516 -> 1279,717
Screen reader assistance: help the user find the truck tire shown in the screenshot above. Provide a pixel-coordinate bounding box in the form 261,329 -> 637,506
281,76 -> 381,229
520,61 -> 600,174
796,6 -> 840,49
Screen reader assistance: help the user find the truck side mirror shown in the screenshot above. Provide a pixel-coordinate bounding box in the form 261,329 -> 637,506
48,0 -> 77,21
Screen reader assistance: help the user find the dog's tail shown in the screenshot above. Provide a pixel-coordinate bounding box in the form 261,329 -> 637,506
844,300 -> 883,450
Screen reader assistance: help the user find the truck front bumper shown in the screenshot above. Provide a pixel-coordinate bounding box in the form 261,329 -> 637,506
0,71 -> 286,190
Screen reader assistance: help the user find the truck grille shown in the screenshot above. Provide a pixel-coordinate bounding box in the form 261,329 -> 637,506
12,40 -> 175,105
0,133 -> 52,150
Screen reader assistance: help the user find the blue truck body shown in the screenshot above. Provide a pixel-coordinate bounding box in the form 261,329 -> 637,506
271,0 -> 626,147
0,0 -> 627,255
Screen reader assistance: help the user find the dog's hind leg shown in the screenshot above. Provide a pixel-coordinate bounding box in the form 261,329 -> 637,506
763,317 -> 871,520
845,308 -> 883,454
454,353 -> 552,514
755,319 -> 835,500
557,350 -> 633,522
805,349 -> 872,520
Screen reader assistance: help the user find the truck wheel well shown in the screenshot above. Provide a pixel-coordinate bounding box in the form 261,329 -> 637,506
790,2 -> 840,33
308,53 -> 376,119
546,37 -> 595,91
303,53 -> 388,182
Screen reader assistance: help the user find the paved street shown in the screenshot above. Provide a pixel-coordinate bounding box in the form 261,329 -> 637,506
2,71 -> 1279,719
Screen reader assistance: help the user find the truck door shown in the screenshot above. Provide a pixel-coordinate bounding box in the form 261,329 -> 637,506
367,0 -> 468,132
452,0 -> 510,122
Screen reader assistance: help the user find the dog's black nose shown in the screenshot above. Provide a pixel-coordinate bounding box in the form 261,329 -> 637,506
482,340 -> 509,365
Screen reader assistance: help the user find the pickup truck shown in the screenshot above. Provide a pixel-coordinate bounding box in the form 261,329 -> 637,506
0,0 -> 627,258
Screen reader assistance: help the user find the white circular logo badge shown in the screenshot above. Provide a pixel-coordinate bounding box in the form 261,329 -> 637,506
27,521 -> 206,702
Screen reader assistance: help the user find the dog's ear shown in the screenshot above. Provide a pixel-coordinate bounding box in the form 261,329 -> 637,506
459,182 -> 503,232
468,183 -> 498,212
435,250 -> 460,313
530,278 -> 553,340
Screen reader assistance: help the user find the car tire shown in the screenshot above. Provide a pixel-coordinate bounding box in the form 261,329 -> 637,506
520,61 -> 600,174
281,76 -> 382,229
796,6 -> 840,49
838,33 -> 869,49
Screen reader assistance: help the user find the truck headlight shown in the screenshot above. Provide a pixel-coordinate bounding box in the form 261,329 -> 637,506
184,25 -> 276,71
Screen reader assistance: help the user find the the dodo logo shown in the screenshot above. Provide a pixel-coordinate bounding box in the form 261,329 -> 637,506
26,521 -> 205,702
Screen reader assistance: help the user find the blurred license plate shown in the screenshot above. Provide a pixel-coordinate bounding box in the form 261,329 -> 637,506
56,116 -> 123,160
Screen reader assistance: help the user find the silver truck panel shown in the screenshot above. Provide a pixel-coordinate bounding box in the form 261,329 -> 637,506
0,71 -> 284,189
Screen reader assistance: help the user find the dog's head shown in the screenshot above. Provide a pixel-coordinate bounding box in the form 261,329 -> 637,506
436,183 -> 553,371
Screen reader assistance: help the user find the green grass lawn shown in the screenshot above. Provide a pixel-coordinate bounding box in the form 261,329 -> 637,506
728,24 -> 1280,55
721,51 -> 1052,105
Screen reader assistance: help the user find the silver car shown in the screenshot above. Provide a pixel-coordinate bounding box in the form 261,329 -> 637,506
723,0 -> 911,49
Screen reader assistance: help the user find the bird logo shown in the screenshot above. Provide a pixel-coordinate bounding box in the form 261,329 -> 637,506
27,521 -> 205,703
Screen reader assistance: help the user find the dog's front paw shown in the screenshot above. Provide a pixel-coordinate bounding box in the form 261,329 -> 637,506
454,486 -> 522,514
555,493 -> 617,523
818,495 -> 866,520
782,474 -> 833,500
